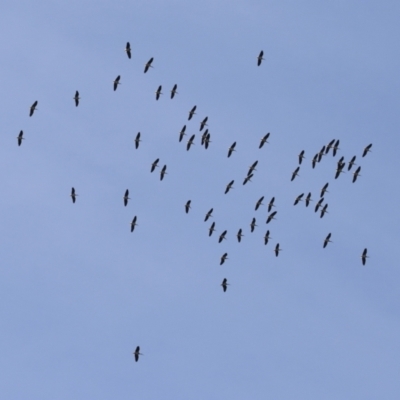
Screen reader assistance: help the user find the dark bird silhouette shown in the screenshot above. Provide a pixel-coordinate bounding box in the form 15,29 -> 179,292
361,248 -> 368,265
125,42 -> 131,59
220,253 -> 228,265
259,133 -> 270,148
318,145 -> 326,162
315,197 -> 324,213
305,192 -> 312,207
274,243 -> 281,257
29,101 -> 38,117
209,222 -> 216,237
298,150 -> 305,165
160,165 -> 167,181
264,230 -> 271,245
268,197 -> 275,212
323,233 -> 332,248
199,116 -> 208,131
74,91 -> 80,107
144,57 -> 154,73
133,346 -> 142,362
186,134 -> 195,151
170,84 -> 178,99
185,200 -> 191,214
227,142 -> 236,158
248,160 -> 258,176
155,85 -> 162,100
320,203 -> 328,218
70,187 -> 77,203
294,193 -> 304,205
352,166 -> 361,183
188,105 -> 197,120
221,278 -> 229,292
362,143 -> 372,157
335,165 -> 345,179
134,132 -> 141,149
204,208 -> 213,222
179,125 -> 187,142
204,132 -> 211,149
266,211 -> 277,224
325,139 -> 335,154
218,230 -> 227,243
312,153 -> 318,169
17,130 -> 24,146
151,158 -> 159,173
123,189 -> 130,206
332,140 -> 340,157
291,166 -> 300,181
257,50 -> 264,66
200,130 -> 208,146
130,216 -> 138,232
250,218 -> 257,232
237,229 -> 244,243
225,180 -> 234,194
348,156 -> 357,171
113,75 -> 121,91
320,183 -> 329,197
255,196 -> 264,211
243,174 -> 253,185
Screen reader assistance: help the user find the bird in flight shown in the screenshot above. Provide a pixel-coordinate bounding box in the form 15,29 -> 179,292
266,211 -> 277,224
170,84 -> 178,99
361,248 -> 368,265
250,218 -> 257,232
305,192 -> 312,207
293,193 -> 304,206
179,125 -> 187,142
134,132 -> 141,149
70,187 -> 77,203
144,57 -> 154,73
264,230 -> 271,245
352,166 -> 361,183
227,142 -> 236,158
320,203 -> 328,218
298,150 -> 305,165
133,346 -> 143,362
257,50 -> 264,66
125,42 -> 131,59
155,85 -> 162,100
323,233 -> 332,248
74,91 -> 80,107
314,197 -> 324,213
237,228 -> 244,243
150,158 -> 159,173
209,222 -> 216,237
320,182 -> 329,197
362,143 -> 372,157
160,165 -> 167,181
187,134 -> 195,151
218,230 -> 227,243
188,105 -> 197,121
255,196 -> 264,211
274,243 -> 282,257
243,174 -> 253,185
291,166 -> 300,181
259,133 -> 270,148
185,200 -> 191,214
268,197 -> 275,212
29,101 -> 38,117
123,189 -> 130,206
17,130 -> 24,146
220,253 -> 228,265
221,278 -> 229,292
130,216 -> 138,232
200,116 -> 208,131
113,75 -> 121,91
348,156 -> 357,171
204,208 -> 213,222
225,180 -> 234,194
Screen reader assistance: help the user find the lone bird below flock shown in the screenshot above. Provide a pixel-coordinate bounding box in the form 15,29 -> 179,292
17,130 -> 24,146
185,200 -> 191,214
70,187 -> 77,203
130,216 -> 138,232
144,57 -> 154,73
323,233 -> 332,248
29,101 -> 38,117
74,91 -> 80,107
113,75 -> 121,91
123,189 -> 130,206
257,50 -> 264,66
274,243 -> 281,257
221,278 -> 229,292
133,346 -> 142,362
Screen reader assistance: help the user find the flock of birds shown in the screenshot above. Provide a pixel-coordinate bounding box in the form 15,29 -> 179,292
19,46 -> 373,362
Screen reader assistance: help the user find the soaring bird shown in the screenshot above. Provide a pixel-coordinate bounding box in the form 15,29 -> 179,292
17,130 -> 24,146
291,166 -> 300,181
259,133 -> 270,148
221,278 -> 229,292
29,101 -> 38,117
320,203 -> 328,218
220,253 -> 228,265
323,233 -> 332,248
170,84 -> 178,99
125,42 -> 131,59
362,143 -> 372,157
305,192 -> 312,207
348,156 -> 357,171
248,160 -> 258,176
257,50 -> 264,66
298,150 -> 305,165
179,125 -> 187,142
150,158 -> 159,173
201,130 -> 209,146
199,116 -> 208,131
204,132 -> 211,149
274,243 -> 281,257
243,174 -> 253,185
134,132 -> 141,149
227,142 -> 236,158
237,229 -> 244,243
255,196 -> 264,211
123,189 -> 130,206
70,187 -> 77,203
312,153 -> 318,169
186,134 -> 195,151
266,211 -> 277,224
155,85 -> 162,100
209,222 -> 216,237
185,200 -> 191,214
250,218 -> 257,232
225,180 -> 234,194
317,145 -> 326,162
335,165 -> 345,179
188,105 -> 197,120
218,230 -> 227,243
294,193 -> 304,205
144,57 -> 154,73
268,197 -> 275,212
352,166 -> 361,183
113,75 -> 121,91
361,248 -> 368,265
320,183 -> 329,197
130,216 -> 138,232
133,346 -> 142,362
314,197 -> 324,213
74,91 -> 80,107
264,230 -> 271,245
332,140 -> 340,157
160,165 -> 167,181
204,208 -> 213,222
325,139 -> 335,154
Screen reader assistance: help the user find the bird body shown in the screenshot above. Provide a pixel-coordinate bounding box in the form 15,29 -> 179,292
70,187 -> 77,203
362,143 -> 372,157
305,192 -> 312,207
209,222 -> 216,237
257,50 -> 264,66
315,197 -> 324,213
298,150 -> 305,164
204,208 -> 213,222
170,84 -> 178,99
185,200 -> 191,214
320,203 -> 328,218
125,42 -> 131,59
225,180 -> 234,194
237,229 -> 243,243
131,216 -> 138,232
294,193 -> 304,205
123,189 -> 130,206
186,134 -> 195,151
264,230 -> 271,245
352,166 -> 361,183
17,130 -> 24,146
274,243 -> 281,257
188,105 -> 197,120
160,165 -> 167,181
179,125 -> 187,142
243,174 -> 253,185
134,132 -> 141,149
29,101 -> 38,117
250,218 -> 257,232
144,57 -> 154,73
155,85 -> 162,100
151,158 -> 159,172
218,230 -> 227,243
227,142 -> 236,158
266,211 -> 277,224
133,346 -> 142,362
220,253 -> 228,265
291,166 -> 300,181
259,133 -> 270,148
113,75 -> 121,91
348,156 -> 357,171
323,233 -> 332,248
200,116 -> 208,131
255,196 -> 264,211
221,278 -> 229,292
361,248 -> 368,265
268,197 -> 275,212
74,91 -> 80,107
248,160 -> 258,176
332,140 -> 340,157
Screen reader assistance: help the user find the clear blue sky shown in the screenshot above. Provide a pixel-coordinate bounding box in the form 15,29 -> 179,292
0,1 -> 399,399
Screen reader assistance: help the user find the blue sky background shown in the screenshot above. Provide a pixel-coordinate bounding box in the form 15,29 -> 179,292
0,1 -> 399,398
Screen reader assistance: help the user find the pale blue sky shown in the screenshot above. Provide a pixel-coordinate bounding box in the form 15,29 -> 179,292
0,1 -> 399,399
